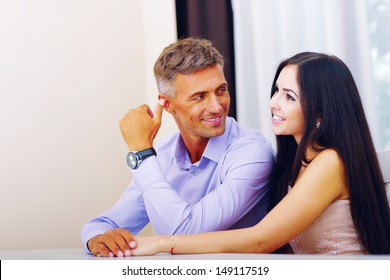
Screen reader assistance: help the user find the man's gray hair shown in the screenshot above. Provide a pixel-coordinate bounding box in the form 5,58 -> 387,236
154,37 -> 225,97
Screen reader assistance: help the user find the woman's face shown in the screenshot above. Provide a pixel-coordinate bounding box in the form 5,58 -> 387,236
269,65 -> 305,143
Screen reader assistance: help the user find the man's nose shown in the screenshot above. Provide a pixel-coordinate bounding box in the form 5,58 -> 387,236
208,94 -> 223,112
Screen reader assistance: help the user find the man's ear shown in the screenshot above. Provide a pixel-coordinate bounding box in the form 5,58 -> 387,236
158,94 -> 175,114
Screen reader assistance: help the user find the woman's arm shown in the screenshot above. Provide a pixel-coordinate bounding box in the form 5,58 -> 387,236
132,149 -> 347,255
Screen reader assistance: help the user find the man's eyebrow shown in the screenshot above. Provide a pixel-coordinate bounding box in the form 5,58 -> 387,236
188,82 -> 228,98
218,82 -> 228,88
188,91 -> 206,99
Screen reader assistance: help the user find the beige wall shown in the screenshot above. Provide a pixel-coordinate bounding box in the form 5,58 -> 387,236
0,0 -> 177,250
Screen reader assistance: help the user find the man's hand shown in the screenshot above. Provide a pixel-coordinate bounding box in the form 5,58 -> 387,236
119,102 -> 164,151
87,228 -> 136,257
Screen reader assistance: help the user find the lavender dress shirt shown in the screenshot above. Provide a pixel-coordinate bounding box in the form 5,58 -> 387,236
81,117 -> 274,253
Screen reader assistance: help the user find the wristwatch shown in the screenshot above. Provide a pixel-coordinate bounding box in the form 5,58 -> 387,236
126,148 -> 156,169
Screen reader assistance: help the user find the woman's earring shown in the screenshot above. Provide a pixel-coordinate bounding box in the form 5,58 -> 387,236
316,121 -> 321,129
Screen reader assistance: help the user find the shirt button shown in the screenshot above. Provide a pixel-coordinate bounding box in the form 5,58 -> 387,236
191,170 -> 198,176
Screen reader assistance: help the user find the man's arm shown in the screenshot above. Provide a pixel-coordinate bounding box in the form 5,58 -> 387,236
82,102 -> 164,256
133,138 -> 274,234
118,102 -> 273,234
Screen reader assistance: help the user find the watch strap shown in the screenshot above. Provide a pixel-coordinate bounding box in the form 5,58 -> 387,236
136,147 -> 157,160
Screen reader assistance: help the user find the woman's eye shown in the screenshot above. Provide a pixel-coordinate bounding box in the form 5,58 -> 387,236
286,94 -> 295,101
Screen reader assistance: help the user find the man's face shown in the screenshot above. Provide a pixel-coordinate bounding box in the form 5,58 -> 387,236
165,64 -> 230,145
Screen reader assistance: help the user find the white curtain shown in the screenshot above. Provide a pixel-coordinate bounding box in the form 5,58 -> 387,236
232,0 -> 374,147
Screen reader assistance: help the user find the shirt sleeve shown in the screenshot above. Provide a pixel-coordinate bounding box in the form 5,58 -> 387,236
132,138 -> 274,235
80,180 -> 149,254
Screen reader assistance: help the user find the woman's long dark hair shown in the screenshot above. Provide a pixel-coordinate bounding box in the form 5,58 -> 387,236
268,52 -> 390,254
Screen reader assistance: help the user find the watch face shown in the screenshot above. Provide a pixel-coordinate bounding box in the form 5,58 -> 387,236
126,152 -> 139,169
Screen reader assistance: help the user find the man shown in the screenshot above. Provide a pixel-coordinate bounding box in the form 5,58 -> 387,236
81,37 -> 274,257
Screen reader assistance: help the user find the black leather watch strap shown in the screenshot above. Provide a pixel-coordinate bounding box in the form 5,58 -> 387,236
137,147 -> 157,160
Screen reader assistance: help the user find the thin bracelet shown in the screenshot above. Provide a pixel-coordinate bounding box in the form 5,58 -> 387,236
170,235 -> 179,254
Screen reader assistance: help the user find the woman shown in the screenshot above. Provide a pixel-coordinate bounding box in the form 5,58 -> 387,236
123,52 -> 390,255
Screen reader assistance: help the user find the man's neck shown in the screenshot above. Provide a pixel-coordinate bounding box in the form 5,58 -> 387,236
182,137 -> 209,164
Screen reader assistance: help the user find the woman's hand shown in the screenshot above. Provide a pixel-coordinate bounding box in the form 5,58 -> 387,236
131,236 -> 164,256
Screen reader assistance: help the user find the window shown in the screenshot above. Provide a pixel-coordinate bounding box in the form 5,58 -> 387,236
366,0 -> 390,150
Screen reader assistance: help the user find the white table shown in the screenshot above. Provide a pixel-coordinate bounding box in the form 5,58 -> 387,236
1,248 -> 389,260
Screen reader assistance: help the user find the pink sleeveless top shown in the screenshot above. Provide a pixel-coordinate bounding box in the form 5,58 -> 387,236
288,188 -> 365,254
